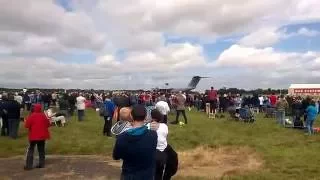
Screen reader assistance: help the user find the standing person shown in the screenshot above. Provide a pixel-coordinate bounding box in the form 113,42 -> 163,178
258,95 -> 264,112
51,92 -> 57,106
68,93 -> 76,116
275,95 -> 289,125
23,92 -> 31,111
58,94 -> 70,121
102,96 -> 116,137
0,94 -> 9,136
194,94 -> 200,111
301,97 -> 311,123
76,93 -> 86,121
24,104 -> 50,170
306,100 -> 318,135
172,91 -> 188,125
150,109 -> 168,180
114,94 -> 131,122
208,87 -> 218,118
14,92 -> 23,105
269,93 -> 277,107
113,105 -> 158,180
3,94 -> 21,139
155,99 -> 170,124
42,93 -> 51,110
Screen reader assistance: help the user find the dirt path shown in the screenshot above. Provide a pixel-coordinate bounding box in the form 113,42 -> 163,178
0,155 -> 121,180
0,146 -> 263,180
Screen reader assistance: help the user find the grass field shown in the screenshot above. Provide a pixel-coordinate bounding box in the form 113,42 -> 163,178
1,109 -> 320,180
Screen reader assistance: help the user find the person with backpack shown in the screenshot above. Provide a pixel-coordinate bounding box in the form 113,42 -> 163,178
24,104 -> 50,170
100,95 -> 116,137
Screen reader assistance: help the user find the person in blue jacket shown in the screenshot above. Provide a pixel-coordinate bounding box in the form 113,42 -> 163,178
113,104 -> 157,180
306,100 -> 318,135
103,95 -> 116,137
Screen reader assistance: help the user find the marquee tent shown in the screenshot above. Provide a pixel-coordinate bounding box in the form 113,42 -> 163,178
288,84 -> 320,96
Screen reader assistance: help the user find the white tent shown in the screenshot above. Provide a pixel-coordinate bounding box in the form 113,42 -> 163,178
288,84 -> 320,96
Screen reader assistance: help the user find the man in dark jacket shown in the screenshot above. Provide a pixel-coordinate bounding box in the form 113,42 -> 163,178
23,93 -> 31,111
58,94 -> 70,120
42,93 -> 51,110
102,96 -> 116,137
67,93 -> 76,116
113,104 -> 157,180
2,94 -> 21,139
0,94 -> 9,136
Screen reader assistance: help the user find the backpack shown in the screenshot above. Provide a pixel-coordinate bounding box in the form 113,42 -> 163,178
99,103 -> 108,117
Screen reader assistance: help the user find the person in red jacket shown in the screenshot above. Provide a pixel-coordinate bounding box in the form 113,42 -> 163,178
269,93 -> 277,107
24,104 -> 50,170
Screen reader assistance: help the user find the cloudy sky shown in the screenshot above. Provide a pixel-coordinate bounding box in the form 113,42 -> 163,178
0,0 -> 320,91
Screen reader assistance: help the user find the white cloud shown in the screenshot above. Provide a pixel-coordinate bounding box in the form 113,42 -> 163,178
123,43 -> 207,72
0,42 -> 209,89
211,44 -> 320,89
296,27 -> 320,36
0,0 -> 106,54
0,0 -> 319,90
238,27 -> 320,48
215,44 -> 317,68
238,27 -> 284,48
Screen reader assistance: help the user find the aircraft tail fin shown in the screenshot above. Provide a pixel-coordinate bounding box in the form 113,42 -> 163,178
187,76 -> 202,89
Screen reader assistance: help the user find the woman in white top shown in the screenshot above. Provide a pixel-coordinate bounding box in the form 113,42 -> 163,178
150,109 -> 168,180
76,93 -> 86,121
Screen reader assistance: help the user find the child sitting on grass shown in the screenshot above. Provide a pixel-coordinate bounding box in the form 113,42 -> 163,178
24,104 -> 51,170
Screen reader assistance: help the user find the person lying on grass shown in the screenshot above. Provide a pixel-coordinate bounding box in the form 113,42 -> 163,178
24,104 -> 50,170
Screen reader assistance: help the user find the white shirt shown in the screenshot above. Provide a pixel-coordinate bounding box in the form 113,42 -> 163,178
155,101 -> 170,115
259,96 -> 264,105
76,96 -> 86,110
156,123 -> 168,152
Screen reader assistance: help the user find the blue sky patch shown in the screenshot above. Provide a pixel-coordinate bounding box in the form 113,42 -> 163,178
55,0 -> 73,11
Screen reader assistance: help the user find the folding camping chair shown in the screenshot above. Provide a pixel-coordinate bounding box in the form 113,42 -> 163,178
45,108 -> 66,127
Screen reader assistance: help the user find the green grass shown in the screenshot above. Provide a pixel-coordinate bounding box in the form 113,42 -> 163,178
1,109 -> 320,179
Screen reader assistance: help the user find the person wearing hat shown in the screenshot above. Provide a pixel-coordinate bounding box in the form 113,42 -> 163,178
113,104 -> 157,180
